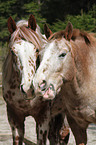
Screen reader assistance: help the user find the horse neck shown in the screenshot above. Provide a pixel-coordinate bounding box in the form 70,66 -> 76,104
71,37 -> 96,91
2,51 -> 18,83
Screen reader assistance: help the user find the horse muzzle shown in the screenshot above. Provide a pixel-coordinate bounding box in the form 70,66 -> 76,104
43,84 -> 56,100
35,80 -> 56,100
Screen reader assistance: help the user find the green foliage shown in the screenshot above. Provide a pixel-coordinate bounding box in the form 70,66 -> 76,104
23,1 -> 46,32
23,2 -> 39,15
49,20 -> 66,32
51,8 -> 96,33
40,0 -> 96,24
65,13 -> 96,32
88,4 -> 96,17
0,0 -> 17,16
0,0 -> 17,38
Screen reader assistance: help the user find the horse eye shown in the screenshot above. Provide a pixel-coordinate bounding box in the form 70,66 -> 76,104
59,53 -> 66,57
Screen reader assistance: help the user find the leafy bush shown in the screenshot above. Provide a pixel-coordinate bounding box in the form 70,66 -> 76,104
51,6 -> 96,33
23,2 -> 46,33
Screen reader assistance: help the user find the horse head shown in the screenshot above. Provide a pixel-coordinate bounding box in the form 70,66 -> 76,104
33,21 -> 93,100
7,15 -> 44,94
33,22 -> 75,100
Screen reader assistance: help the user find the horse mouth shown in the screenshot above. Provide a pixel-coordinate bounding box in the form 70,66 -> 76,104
34,80 -> 56,100
42,84 -> 56,100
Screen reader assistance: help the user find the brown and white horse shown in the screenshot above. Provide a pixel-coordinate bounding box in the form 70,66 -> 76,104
33,22 -> 96,145
2,15 -> 48,145
2,15 -> 69,145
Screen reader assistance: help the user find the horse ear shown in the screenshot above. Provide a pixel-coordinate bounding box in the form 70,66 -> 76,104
65,22 -> 73,40
28,14 -> 37,31
44,23 -> 53,39
8,16 -> 17,34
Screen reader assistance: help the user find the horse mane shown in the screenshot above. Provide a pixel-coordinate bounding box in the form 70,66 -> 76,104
70,30 -> 96,78
72,29 -> 96,45
9,20 -> 43,50
48,28 -> 96,46
48,31 -> 65,40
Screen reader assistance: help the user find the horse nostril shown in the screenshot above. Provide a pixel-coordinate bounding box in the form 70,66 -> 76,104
42,80 -> 46,84
20,85 -> 26,94
49,84 -> 54,91
39,80 -> 47,91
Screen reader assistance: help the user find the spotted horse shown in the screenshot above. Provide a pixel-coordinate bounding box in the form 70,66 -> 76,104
33,21 -> 96,145
2,15 -> 70,145
2,14 -> 48,145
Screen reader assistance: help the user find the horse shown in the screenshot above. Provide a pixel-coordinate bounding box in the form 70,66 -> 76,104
2,14 -> 48,145
35,23 -> 70,145
2,15 -> 70,145
33,22 -> 96,145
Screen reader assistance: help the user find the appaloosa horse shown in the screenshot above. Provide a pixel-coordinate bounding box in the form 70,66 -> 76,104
2,15 -> 69,145
2,14 -> 48,145
33,22 -> 96,145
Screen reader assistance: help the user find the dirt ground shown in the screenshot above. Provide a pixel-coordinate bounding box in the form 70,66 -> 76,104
0,97 -> 96,145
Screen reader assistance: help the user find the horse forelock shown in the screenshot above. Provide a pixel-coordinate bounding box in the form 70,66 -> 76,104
9,20 -> 43,50
16,20 -> 28,27
48,30 -> 66,41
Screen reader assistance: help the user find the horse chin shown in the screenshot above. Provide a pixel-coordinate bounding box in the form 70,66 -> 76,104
43,93 -> 55,100
43,85 -> 62,100
26,88 -> 35,99
20,84 -> 36,100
